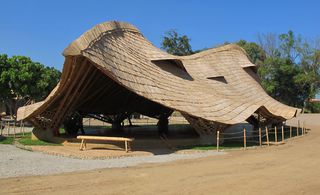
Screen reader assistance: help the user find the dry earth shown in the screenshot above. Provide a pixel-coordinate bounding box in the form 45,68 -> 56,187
1,114 -> 320,195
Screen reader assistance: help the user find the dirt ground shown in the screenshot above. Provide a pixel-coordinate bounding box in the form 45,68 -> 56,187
1,114 -> 320,195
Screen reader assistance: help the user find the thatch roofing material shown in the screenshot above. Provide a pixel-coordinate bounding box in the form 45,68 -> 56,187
17,21 -> 298,133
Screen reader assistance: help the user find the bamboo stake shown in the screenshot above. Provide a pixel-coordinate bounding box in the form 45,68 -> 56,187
282,126 -> 284,143
217,131 -> 220,152
259,127 -> 262,146
0,121 -> 2,136
266,126 -> 270,146
13,121 -> 16,139
243,128 -> 246,150
289,126 -> 292,138
275,126 -> 278,143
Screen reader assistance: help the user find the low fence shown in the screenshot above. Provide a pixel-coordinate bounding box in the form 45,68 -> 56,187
216,120 -> 309,151
0,119 -> 26,138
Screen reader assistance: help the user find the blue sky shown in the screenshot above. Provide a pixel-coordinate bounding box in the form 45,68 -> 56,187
0,0 -> 319,70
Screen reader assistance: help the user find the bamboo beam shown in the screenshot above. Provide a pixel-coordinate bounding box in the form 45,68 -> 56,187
50,59 -> 91,133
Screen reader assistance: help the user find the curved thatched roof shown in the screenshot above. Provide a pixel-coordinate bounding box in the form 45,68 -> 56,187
17,21 -> 299,134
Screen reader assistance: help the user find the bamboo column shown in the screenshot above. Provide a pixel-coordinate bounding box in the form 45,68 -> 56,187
217,131 -> 220,152
266,126 -> 270,146
289,126 -> 292,138
243,128 -> 247,150
282,126 -> 284,143
275,126 -> 278,143
259,127 -> 262,147
13,121 -> 16,139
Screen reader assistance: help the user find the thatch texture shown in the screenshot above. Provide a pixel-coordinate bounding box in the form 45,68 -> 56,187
17,21 -> 299,136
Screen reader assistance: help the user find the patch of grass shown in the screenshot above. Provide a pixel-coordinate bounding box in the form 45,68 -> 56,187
180,141 -> 257,151
0,136 -> 14,144
18,133 -> 61,146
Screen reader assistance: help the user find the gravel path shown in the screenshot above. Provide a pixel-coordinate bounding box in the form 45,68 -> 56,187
0,144 -> 224,179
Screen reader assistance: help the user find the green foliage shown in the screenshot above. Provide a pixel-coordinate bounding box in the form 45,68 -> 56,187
236,40 -> 266,66
238,31 -> 320,111
161,30 -> 193,56
0,54 -> 61,114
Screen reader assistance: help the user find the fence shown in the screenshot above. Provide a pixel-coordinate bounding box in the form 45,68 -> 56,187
216,120 -> 309,151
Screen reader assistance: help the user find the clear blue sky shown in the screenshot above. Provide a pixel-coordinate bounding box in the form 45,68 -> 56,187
1,0 -> 319,70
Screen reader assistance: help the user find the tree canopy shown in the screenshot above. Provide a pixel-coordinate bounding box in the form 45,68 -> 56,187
0,54 -> 61,115
161,30 -> 193,56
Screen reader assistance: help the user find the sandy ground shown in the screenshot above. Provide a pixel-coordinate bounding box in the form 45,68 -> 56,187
1,114 -> 320,194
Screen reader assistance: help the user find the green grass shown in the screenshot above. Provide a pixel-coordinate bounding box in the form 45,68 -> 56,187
0,136 -> 14,144
179,141 -> 258,151
18,133 -> 61,146
1,132 -> 61,146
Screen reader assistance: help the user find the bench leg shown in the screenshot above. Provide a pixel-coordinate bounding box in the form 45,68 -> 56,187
84,140 -> 87,150
80,139 -> 84,150
128,142 -> 132,152
125,141 -> 128,152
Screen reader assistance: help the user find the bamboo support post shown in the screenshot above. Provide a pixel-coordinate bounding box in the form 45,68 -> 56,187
259,127 -> 262,146
7,122 -> 10,136
266,126 -> 270,146
290,126 -> 292,138
217,131 -> 220,152
275,126 -> 278,143
13,121 -> 16,139
282,126 -> 284,143
243,128 -> 246,150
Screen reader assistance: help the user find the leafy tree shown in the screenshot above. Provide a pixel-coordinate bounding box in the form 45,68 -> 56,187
255,31 -> 320,111
0,54 -> 61,115
236,40 -> 266,66
161,30 -> 193,56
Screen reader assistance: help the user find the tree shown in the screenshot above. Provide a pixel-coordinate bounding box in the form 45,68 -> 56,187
161,30 -> 193,56
0,54 -> 61,115
236,40 -> 266,66
255,31 -> 320,111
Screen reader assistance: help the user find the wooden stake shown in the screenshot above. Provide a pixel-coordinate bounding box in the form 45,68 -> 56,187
259,127 -> 262,146
13,121 -> 16,139
297,120 -> 300,136
289,126 -> 292,138
282,126 -> 284,143
243,128 -> 246,150
0,121 -> 2,136
266,126 -> 270,146
275,126 -> 278,143
217,131 -> 220,152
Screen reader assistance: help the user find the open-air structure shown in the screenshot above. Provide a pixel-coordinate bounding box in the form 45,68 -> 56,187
17,21 -> 299,141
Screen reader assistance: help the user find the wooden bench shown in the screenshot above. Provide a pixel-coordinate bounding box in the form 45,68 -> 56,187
76,135 -> 134,152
